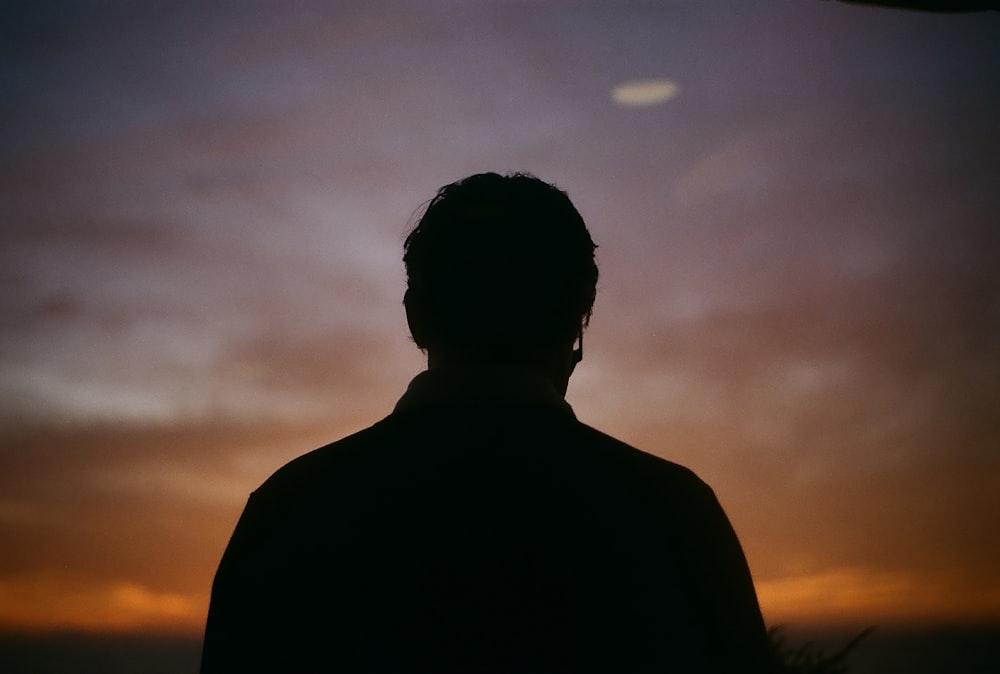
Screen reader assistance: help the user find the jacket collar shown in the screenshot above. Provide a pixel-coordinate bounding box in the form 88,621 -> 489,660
393,364 -> 576,418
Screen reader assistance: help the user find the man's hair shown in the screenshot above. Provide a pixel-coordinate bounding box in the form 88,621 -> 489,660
403,172 -> 598,363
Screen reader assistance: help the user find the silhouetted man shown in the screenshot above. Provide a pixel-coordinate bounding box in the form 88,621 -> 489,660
201,173 -> 773,672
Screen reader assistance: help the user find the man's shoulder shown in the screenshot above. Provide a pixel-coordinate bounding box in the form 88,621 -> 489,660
250,405 -> 712,507
571,420 -> 708,487
252,416 -> 397,498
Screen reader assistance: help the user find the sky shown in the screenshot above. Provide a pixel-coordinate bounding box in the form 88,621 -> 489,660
0,0 -> 998,636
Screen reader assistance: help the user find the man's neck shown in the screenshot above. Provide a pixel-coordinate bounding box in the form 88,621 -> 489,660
425,349 -> 573,398
394,362 -> 575,416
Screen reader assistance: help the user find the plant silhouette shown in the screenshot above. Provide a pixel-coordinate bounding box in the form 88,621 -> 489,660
768,626 -> 874,674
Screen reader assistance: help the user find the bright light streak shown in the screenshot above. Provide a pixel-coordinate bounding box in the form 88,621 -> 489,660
611,79 -> 680,107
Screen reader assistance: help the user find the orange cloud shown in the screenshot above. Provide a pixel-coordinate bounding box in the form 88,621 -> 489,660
757,567 -> 1000,628
0,572 -> 206,635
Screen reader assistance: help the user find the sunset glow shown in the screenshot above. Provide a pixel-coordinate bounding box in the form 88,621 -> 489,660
0,573 -> 204,634
1,0 -> 998,647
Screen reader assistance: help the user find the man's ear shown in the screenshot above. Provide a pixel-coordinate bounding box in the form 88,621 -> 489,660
403,289 -> 428,349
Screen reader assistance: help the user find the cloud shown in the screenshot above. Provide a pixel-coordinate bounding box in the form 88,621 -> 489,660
0,571 -> 204,634
757,566 -> 1000,627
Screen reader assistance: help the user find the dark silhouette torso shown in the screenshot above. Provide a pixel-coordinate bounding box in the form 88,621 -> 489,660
201,388 -> 770,672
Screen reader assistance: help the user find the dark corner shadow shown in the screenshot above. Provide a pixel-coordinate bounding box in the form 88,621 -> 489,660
836,0 -> 1000,12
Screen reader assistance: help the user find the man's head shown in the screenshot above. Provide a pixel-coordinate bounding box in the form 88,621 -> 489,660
403,172 -> 598,374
